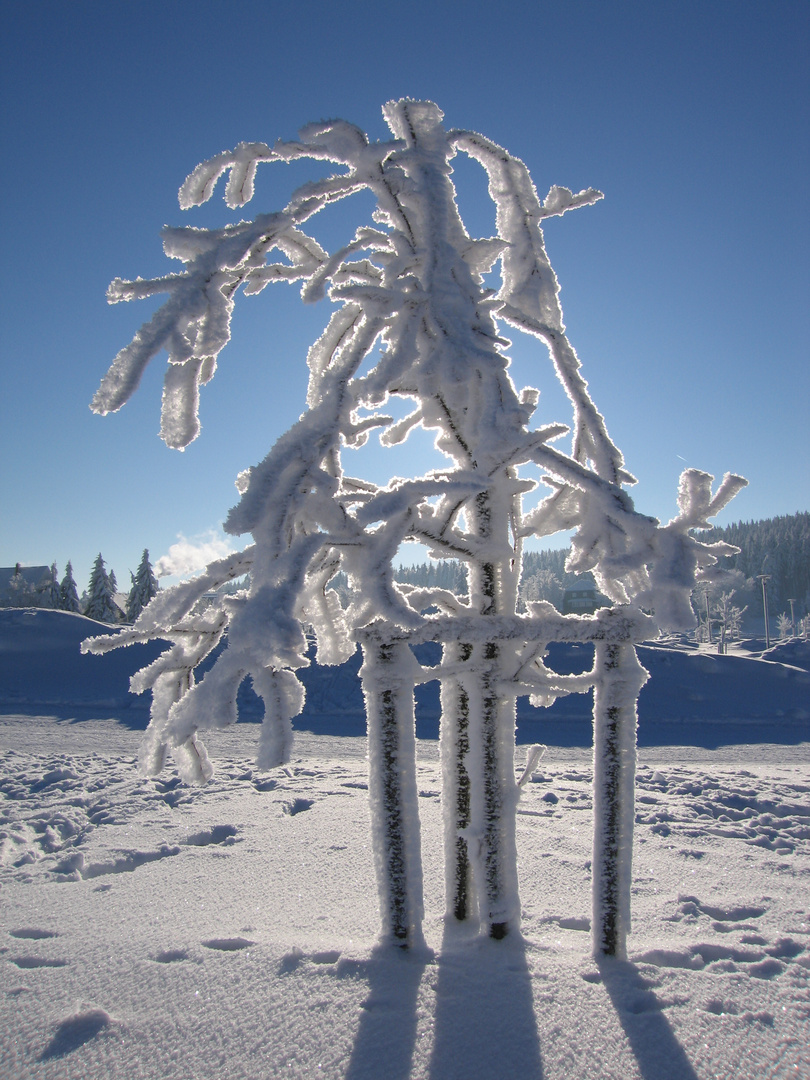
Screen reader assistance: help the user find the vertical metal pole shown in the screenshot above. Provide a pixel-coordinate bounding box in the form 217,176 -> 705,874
591,638 -> 648,959
440,642 -> 474,923
362,637 -> 424,948
757,575 -> 771,650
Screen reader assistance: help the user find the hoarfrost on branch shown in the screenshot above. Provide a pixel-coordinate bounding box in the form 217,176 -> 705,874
85,100 -> 745,956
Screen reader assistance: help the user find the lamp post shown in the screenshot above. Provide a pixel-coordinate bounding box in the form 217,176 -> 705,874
757,575 -> 771,650
700,586 -> 712,645
788,599 -> 797,637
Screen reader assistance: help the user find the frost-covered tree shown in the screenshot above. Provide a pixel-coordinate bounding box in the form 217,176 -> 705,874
84,101 -> 745,956
6,566 -> 34,608
713,590 -> 747,650
60,561 -> 81,613
519,568 -> 564,611
777,612 -> 792,640
692,570 -> 754,644
84,554 -> 118,623
42,563 -> 61,609
126,549 -> 159,623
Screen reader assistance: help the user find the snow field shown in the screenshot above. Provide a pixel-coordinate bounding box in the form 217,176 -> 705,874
1,719 -> 808,1080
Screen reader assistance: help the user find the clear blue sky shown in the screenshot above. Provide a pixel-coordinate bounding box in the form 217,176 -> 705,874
1,0 -> 807,590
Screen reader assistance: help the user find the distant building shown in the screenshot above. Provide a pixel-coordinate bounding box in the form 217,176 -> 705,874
561,574 -> 608,615
0,565 -> 51,607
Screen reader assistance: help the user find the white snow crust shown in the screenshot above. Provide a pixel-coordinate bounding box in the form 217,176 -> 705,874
1,714 -> 808,1080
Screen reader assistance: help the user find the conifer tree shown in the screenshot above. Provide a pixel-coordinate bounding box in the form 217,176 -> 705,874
7,566 -> 34,607
85,554 -> 118,623
127,549 -> 159,622
43,563 -> 61,608
60,561 -> 81,613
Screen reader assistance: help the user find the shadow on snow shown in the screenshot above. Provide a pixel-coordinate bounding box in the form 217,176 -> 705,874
596,958 -> 701,1080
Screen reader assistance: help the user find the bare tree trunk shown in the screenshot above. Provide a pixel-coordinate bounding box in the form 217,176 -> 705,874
591,638 -> 647,958
361,638 -> 424,948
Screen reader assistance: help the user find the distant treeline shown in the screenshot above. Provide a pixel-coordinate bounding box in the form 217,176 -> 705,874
712,511 -> 810,610
393,549 -> 580,590
395,560 -> 468,593
388,512 -> 809,617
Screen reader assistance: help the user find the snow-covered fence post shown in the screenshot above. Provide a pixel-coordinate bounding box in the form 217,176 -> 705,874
591,627 -> 649,958
464,498 -> 523,938
472,637 -> 520,939
440,641 -> 474,922
359,627 -> 424,948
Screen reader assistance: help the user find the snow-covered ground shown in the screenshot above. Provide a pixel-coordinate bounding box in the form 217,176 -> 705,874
1,612 -> 808,1079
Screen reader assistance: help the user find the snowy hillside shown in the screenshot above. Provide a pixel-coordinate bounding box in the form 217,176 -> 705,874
1,609 -> 808,744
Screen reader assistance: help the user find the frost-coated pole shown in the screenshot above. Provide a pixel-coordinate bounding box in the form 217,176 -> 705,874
360,637 -> 424,948
463,486 -> 522,939
440,641 -> 474,922
591,636 -> 648,958
475,640 -> 520,939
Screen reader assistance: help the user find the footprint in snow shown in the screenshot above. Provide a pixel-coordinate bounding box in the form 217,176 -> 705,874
31,768 -> 80,793
10,956 -> 68,969
64,845 -> 181,880
704,997 -> 740,1016
9,928 -> 59,940
160,790 -> 188,808
202,937 -> 254,951
557,916 -> 590,932
677,895 -> 767,922
278,947 -> 341,972
183,825 -> 238,847
153,948 -> 190,963
310,950 -> 342,965
635,938 -> 803,979
38,1007 -> 113,1061
283,798 -> 314,816
279,946 -> 305,973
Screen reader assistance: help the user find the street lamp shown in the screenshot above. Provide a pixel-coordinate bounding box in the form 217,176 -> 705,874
702,586 -> 712,645
757,575 -> 771,650
788,598 -> 797,637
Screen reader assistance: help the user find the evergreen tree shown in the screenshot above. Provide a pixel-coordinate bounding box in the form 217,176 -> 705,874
7,566 -> 34,607
42,563 -> 61,608
60,561 -> 81,612
85,554 -> 118,623
712,512 -> 810,612
520,568 -> 564,611
127,549 -> 159,622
